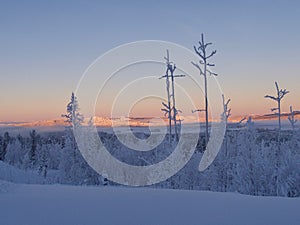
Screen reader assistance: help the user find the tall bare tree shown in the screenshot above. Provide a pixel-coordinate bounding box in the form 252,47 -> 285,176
192,33 -> 217,145
160,50 -> 185,142
264,81 -> 289,134
221,94 -> 231,190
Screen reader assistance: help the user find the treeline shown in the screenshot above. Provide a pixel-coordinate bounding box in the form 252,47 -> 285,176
0,129 -> 100,185
0,126 -> 299,197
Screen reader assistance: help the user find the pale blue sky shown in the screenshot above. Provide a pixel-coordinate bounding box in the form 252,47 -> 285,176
1,0 -> 300,121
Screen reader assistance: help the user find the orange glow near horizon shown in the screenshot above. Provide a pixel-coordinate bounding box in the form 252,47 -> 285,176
1,98 -> 299,123
2,0 -> 300,127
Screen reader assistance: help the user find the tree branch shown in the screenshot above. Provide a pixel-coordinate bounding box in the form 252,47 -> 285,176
191,61 -> 204,75
264,95 -> 277,101
193,46 -> 205,60
207,68 -> 218,76
206,50 -> 217,59
192,109 -> 205,113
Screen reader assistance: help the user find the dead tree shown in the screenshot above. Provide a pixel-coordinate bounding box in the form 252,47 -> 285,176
264,81 -> 289,135
221,94 -> 231,126
288,106 -> 297,130
220,94 -> 231,192
192,33 -> 217,145
221,94 -> 231,155
160,50 -> 185,142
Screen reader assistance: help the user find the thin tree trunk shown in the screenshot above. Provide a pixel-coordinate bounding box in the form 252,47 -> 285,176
204,75 -> 208,145
171,73 -> 178,141
204,54 -> 209,145
166,76 -> 172,143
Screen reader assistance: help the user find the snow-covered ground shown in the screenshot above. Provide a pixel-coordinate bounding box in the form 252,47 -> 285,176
0,161 -> 43,184
0,125 -> 299,225
0,180 -> 299,225
0,161 -> 59,185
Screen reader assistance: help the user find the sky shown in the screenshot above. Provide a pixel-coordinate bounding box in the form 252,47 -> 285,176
1,0 -> 300,122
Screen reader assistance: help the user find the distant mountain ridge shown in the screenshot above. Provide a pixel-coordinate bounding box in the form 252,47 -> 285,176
1,112 -> 299,127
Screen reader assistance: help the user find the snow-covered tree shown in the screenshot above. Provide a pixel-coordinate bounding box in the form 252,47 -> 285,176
29,130 -> 40,167
245,116 -> 255,130
59,92 -> 100,185
276,141 -> 300,197
160,50 -> 185,142
61,92 -> 84,127
288,106 -> 297,130
60,92 -> 83,183
220,94 -> 231,191
221,94 -> 231,126
4,138 -> 27,168
192,33 -> 218,145
0,132 -> 10,161
264,81 -> 289,135
37,143 -> 49,178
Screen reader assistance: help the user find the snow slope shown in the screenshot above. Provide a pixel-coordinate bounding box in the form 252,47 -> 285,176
0,181 -> 299,225
0,161 -> 43,184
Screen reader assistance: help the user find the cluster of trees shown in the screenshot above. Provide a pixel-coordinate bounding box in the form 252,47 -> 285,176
0,129 -> 101,185
0,94 -> 101,185
0,130 -> 61,177
1,120 -> 299,197
160,127 -> 300,197
191,34 -> 298,139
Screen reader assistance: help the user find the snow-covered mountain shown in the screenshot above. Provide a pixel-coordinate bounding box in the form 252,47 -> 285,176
1,112 -> 299,128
